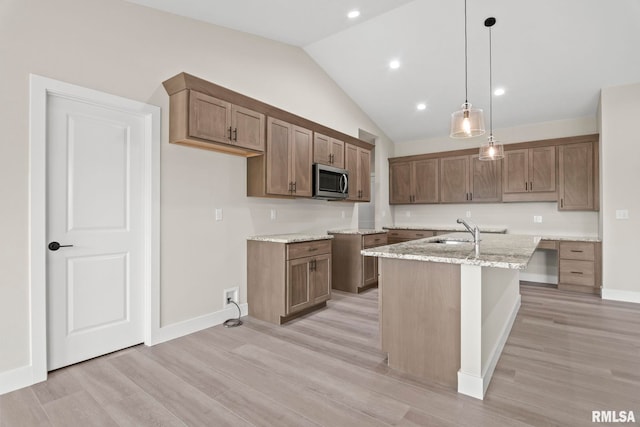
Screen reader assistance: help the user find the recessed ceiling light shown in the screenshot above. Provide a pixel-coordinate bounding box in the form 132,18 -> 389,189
416,103 -> 427,111
494,88 -> 505,96
389,60 -> 400,69
347,10 -> 360,19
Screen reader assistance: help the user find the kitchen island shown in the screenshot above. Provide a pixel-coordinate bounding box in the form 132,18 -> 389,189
362,232 -> 539,399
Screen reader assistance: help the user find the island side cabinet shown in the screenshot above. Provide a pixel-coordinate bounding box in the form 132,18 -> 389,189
247,239 -> 332,324
330,232 -> 388,293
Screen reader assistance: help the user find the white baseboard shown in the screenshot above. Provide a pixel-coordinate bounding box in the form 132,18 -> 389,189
149,303 -> 248,346
458,294 -> 521,400
602,288 -> 640,304
0,364 -> 45,396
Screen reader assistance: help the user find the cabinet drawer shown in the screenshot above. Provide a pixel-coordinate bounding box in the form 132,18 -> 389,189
559,241 -> 595,261
559,260 -> 595,287
363,233 -> 388,248
287,240 -> 331,260
386,229 -> 434,241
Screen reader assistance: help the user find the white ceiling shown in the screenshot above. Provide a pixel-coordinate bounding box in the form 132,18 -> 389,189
126,0 -> 640,143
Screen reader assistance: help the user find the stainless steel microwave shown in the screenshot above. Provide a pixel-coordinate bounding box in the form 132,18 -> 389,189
312,163 -> 349,200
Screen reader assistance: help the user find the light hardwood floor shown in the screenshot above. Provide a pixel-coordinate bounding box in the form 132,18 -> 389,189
2,284 -> 639,426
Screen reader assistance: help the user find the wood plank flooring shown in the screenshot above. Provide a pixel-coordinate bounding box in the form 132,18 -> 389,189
2,284 -> 640,426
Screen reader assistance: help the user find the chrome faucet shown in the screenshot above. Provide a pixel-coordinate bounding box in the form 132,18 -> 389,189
457,219 -> 480,244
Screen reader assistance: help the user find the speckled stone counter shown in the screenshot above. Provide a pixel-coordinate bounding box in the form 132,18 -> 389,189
362,232 -> 539,270
247,233 -> 333,244
384,225 -> 508,233
327,229 -> 387,235
539,235 -> 601,242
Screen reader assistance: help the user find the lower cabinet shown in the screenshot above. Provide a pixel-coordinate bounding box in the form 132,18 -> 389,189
330,232 -> 388,293
558,241 -> 601,294
386,229 -> 434,244
247,238 -> 331,324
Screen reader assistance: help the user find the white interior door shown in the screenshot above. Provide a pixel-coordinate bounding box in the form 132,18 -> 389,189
46,94 -> 145,370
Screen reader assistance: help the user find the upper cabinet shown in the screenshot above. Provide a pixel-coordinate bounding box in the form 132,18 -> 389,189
313,133 -> 345,169
389,159 -> 439,204
345,144 -> 371,202
249,118 -> 312,198
172,90 -> 265,156
503,146 -> 556,202
440,154 -> 501,203
559,141 -> 598,211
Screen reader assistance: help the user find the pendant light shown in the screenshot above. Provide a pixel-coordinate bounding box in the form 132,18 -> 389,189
450,0 -> 485,138
479,17 -> 504,160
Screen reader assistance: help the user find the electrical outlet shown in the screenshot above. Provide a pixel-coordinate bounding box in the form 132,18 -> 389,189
616,209 -> 629,220
224,287 -> 239,307
406,211 -> 411,217
466,211 -> 471,218
341,210 -> 346,219
215,208 -> 223,221
270,209 -> 277,220
533,216 -> 543,223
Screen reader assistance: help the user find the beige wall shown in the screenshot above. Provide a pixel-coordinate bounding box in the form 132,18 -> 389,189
600,82 -> 640,298
0,0 -> 392,373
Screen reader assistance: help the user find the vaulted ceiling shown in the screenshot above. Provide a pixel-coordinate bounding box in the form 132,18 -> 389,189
126,0 -> 640,143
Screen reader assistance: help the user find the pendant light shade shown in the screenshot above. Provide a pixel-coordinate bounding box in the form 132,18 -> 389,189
479,17 -> 504,161
450,102 -> 485,138
450,0 -> 485,139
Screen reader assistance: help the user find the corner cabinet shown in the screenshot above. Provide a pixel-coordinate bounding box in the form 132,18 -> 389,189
247,118 -> 313,198
169,89 -> 265,156
247,238 -> 331,325
313,133 -> 345,169
389,159 -> 439,204
440,154 -> 502,203
503,146 -> 557,202
559,141 -> 598,211
345,144 -> 371,202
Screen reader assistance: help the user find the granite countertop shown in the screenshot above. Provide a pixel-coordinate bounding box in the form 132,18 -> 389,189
362,232 -> 539,269
538,235 -> 601,242
328,229 -> 387,235
247,233 -> 333,243
384,225 -> 508,233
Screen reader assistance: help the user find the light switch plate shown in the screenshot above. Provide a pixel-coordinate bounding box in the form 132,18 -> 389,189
215,208 -> 223,221
616,209 -> 629,220
466,211 -> 472,218
270,209 -> 277,220
533,216 -> 543,223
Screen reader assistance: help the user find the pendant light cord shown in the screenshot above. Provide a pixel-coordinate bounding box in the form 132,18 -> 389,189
489,24 -> 493,135
464,0 -> 469,104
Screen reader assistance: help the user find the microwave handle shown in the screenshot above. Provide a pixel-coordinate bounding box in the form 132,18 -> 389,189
340,174 -> 348,194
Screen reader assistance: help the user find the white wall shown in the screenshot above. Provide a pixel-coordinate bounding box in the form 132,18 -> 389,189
600,82 -> 640,301
0,0 -> 393,375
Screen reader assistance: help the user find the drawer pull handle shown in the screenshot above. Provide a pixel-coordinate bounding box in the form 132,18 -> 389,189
374,238 -> 381,241
570,271 -> 583,274
308,248 -> 318,252
570,250 -> 583,253
416,233 -> 424,237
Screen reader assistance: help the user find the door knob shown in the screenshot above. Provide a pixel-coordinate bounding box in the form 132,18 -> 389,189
48,241 -> 73,251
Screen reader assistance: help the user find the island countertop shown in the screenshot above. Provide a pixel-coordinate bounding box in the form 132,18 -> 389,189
384,225 -> 508,233
362,232 -> 539,269
327,229 -> 387,235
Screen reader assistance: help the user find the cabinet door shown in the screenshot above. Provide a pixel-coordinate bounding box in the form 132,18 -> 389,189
312,254 -> 331,303
286,257 -> 312,315
413,159 -> 439,203
231,105 -> 265,152
559,142 -> 593,210
330,138 -> 345,169
345,143 -> 359,201
529,146 -> 556,193
266,118 -> 292,196
470,154 -> 502,202
389,162 -> 412,204
359,148 -> 371,201
440,155 -> 469,203
503,149 -> 528,194
313,133 -> 331,166
291,125 -> 313,197
188,91 -> 231,143
362,255 -> 377,287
